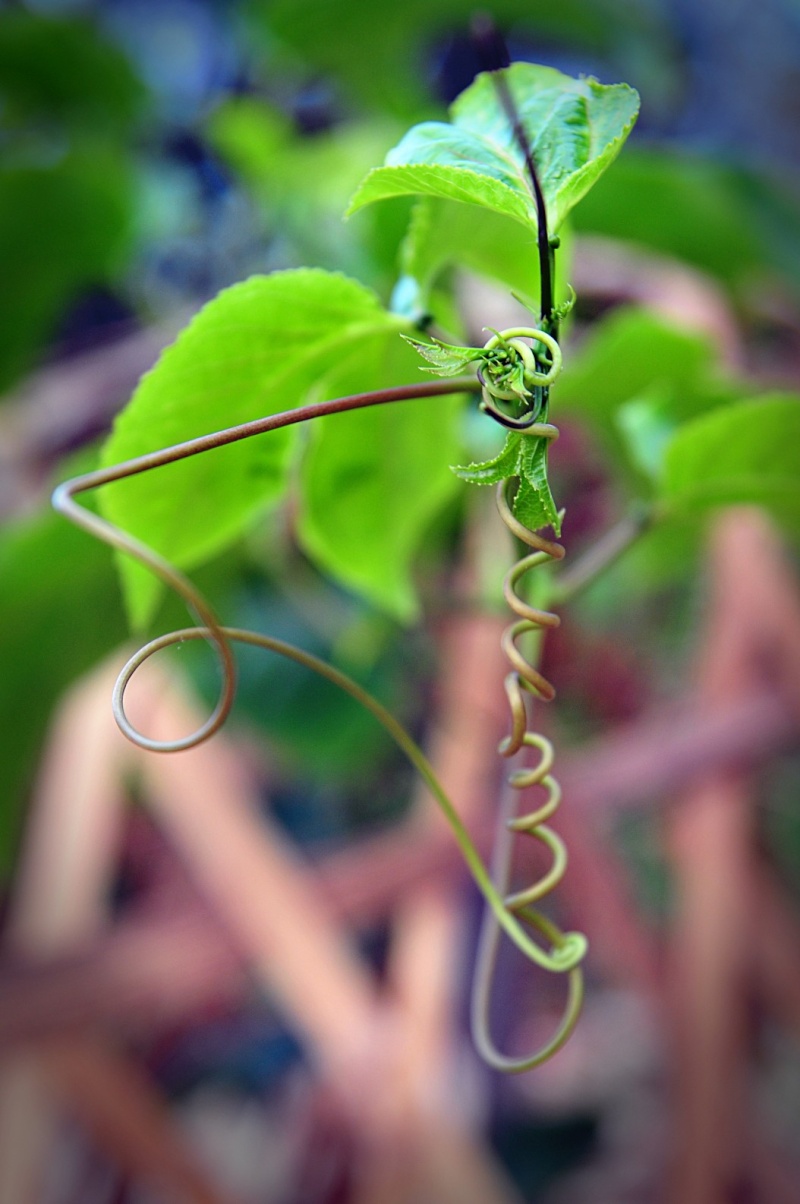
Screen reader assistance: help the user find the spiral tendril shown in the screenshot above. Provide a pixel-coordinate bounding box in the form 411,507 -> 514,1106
476,325 -> 561,431
470,343 -> 588,1073
53,367 -> 586,1075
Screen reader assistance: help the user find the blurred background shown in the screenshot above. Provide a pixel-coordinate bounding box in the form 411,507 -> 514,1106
2,0 -> 800,1201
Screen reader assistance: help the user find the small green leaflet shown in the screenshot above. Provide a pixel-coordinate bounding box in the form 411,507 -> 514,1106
401,333 -> 483,375
453,431 -> 561,535
404,327 -> 540,401
347,63 -> 639,236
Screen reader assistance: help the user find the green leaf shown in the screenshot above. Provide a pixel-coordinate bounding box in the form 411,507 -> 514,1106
0,11 -> 143,138
350,159 -> 537,226
572,146 -> 800,304
518,435 -> 561,533
572,148 -> 762,290
453,430 -> 561,534
401,333 -> 482,375
555,308 -> 718,420
298,334 -> 464,621
348,64 -> 639,235
661,395 -> 800,537
615,387 -> 677,481
100,270 -> 405,627
453,431 -> 521,485
207,96 -> 408,286
0,146 -> 134,393
397,197 -> 574,311
552,307 -> 744,486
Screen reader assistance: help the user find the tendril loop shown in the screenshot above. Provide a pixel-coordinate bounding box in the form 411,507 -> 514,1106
53,371 -> 586,1077
477,325 -> 561,430
470,423 -> 588,1074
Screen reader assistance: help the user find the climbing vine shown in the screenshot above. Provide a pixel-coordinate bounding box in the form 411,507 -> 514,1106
52,48 -> 800,1072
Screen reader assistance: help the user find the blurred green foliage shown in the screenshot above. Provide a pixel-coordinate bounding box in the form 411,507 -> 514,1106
573,147 -> 800,301
0,148 -> 135,393
0,12 -> 144,136
245,0 -> 671,115
0,11 -> 143,394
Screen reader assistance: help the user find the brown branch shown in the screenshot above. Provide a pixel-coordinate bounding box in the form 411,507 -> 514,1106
43,1039 -> 238,1204
0,689 -> 793,1049
665,507 -> 800,1204
132,665 -> 382,1090
0,906 -> 243,1048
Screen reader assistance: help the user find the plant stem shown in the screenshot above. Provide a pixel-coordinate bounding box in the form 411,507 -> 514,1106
53,377 -> 478,499
472,15 -> 553,324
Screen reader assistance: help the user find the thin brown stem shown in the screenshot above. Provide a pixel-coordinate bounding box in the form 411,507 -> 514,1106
54,377 -> 478,502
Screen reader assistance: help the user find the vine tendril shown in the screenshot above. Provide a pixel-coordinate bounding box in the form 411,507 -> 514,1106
470,462 -> 588,1073
52,373 -> 583,992
477,325 -> 560,431
53,378 -> 473,753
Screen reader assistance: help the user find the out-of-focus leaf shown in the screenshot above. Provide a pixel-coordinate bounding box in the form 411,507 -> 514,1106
615,386 -> 677,481
396,197 -> 574,313
661,395 -> 800,537
348,64 -> 639,236
572,148 -> 800,296
552,307 -> 744,484
555,308 -> 720,420
100,270 -> 407,628
400,198 -> 540,302
0,148 -> 134,394
298,333 -> 464,621
207,97 -> 408,285
0,11 -> 144,138
247,0 -> 654,116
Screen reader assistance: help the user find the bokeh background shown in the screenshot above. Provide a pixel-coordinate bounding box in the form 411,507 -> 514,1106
2,1 -> 800,1201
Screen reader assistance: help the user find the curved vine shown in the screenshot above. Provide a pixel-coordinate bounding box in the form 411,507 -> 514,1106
52,373 -> 585,999
470,471 -> 586,1073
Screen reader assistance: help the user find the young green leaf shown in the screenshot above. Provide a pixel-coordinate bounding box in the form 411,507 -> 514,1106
400,198 -> 542,305
401,333 -> 482,375
397,197 -> 575,312
453,431 -> 522,485
99,269 -> 406,627
661,395 -> 800,538
517,435 -> 561,533
453,430 -> 561,535
348,64 -> 639,235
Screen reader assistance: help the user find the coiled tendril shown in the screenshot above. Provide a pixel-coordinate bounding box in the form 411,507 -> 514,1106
469,327 -> 588,1072
52,375 -> 584,1072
